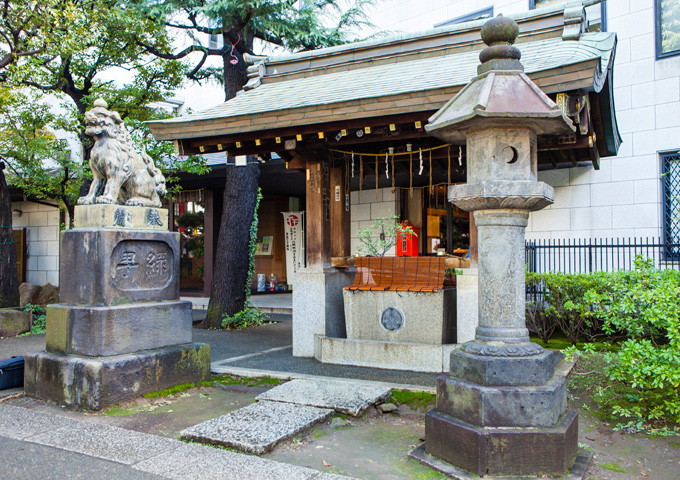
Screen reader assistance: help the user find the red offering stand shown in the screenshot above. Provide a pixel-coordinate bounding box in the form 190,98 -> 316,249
397,222 -> 419,257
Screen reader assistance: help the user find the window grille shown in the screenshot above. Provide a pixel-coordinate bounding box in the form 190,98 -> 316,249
663,151 -> 680,258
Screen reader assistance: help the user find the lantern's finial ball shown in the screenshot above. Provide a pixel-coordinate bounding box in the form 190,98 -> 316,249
480,14 -> 519,47
93,98 -> 108,109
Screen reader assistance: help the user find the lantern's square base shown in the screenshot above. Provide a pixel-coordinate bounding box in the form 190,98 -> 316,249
424,409 -> 579,477
410,443 -> 592,479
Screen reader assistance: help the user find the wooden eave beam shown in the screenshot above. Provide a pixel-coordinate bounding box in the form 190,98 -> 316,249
181,111 -> 436,155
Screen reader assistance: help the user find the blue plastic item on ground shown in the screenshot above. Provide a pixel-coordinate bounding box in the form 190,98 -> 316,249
0,356 -> 24,390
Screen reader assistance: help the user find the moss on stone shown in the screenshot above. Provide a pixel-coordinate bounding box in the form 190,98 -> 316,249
110,297 -> 131,306
599,463 -> 627,473
211,374 -> 281,387
144,380 -> 215,399
390,390 -> 435,410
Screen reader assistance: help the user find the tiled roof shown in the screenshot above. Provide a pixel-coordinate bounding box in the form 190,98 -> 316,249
151,32 -> 615,128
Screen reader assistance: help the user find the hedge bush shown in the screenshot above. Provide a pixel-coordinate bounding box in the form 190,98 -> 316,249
525,270 -> 609,344
527,258 -> 680,433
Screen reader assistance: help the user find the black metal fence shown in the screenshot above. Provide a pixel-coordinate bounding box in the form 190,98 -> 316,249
525,237 -> 680,275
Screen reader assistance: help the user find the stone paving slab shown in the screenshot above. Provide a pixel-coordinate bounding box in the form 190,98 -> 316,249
256,379 -> 392,416
133,443 -> 355,480
181,400 -> 333,455
0,404 -> 83,440
29,420 -> 179,465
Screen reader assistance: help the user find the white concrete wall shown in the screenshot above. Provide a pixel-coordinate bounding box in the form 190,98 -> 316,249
350,187 -> 400,255
527,0 -> 673,240
10,201 -> 61,286
369,0 -> 674,242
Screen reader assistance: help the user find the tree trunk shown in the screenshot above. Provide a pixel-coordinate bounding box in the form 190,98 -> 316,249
203,32 -> 261,326
0,163 -> 19,308
205,161 -> 260,328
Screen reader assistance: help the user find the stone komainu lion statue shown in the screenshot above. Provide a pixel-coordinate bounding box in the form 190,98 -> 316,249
78,99 -> 167,208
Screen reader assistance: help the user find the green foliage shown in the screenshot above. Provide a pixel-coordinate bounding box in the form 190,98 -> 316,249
176,212 -> 204,230
356,214 -> 416,257
20,304 -> 46,335
0,1 -> 207,223
559,258 -> 680,434
0,90 -> 84,213
245,188 -> 263,301
221,304 -> 270,330
134,0 -> 376,89
589,259 -> 680,433
526,270 -> 610,344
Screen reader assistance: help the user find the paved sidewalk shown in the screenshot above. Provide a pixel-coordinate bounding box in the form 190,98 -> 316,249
0,404 -> 352,480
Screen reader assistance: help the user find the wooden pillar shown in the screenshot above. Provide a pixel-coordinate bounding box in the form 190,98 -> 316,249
469,211 -> 478,267
202,188 -> 215,297
330,165 -> 350,258
305,158 -> 331,268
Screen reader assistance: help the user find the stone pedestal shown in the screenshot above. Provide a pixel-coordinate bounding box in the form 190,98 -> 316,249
24,205 -> 210,409
292,267 -> 353,357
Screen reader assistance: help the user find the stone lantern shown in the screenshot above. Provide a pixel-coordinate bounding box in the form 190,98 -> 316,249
413,15 -> 589,478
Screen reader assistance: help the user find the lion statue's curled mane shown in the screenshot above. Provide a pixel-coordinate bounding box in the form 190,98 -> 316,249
78,98 -> 167,208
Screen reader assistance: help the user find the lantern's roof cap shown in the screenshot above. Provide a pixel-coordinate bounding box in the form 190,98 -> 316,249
426,15 -> 575,143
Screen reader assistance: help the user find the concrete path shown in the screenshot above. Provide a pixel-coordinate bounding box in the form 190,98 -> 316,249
0,404 -> 353,480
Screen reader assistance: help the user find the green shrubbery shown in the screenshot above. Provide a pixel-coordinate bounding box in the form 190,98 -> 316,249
20,304 -> 46,335
526,270 -> 610,344
527,258 -> 680,433
221,304 -> 270,330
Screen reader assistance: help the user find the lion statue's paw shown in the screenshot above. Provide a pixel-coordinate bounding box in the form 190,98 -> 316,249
94,196 -> 114,205
77,196 -> 94,205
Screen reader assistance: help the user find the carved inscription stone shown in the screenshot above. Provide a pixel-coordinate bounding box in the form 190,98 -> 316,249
146,208 -> 164,227
111,240 -> 173,291
74,204 -> 168,230
112,207 -> 132,227
59,229 -> 179,305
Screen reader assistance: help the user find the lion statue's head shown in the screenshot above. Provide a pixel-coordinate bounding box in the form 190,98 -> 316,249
84,99 -> 125,140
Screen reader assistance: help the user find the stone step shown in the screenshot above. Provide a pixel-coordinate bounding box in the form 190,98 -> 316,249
256,379 -> 392,417
180,400 -> 332,455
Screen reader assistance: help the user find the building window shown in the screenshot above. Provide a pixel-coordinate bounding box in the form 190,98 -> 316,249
662,151 -> 680,254
656,0 -> 680,58
530,0 -> 606,32
434,7 -> 494,28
